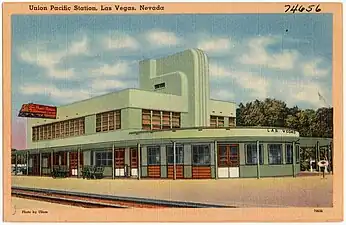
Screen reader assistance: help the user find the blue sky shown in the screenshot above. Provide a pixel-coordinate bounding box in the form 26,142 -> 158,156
11,14 -> 332,149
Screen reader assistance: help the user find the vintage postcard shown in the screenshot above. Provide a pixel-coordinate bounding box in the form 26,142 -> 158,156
3,1 -> 343,222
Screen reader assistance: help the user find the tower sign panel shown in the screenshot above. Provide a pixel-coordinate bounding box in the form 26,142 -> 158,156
18,103 -> 57,119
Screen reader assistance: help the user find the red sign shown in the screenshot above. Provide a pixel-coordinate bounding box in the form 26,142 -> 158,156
18,103 -> 57,119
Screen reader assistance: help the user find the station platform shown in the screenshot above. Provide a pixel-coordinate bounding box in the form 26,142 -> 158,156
11,175 -> 333,208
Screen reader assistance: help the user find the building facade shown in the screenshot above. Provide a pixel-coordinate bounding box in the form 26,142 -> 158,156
13,49 -> 301,179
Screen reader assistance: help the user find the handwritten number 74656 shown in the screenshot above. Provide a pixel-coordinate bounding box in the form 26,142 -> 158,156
285,4 -> 321,13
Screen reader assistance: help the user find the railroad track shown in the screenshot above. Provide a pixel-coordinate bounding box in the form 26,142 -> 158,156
12,186 -> 234,208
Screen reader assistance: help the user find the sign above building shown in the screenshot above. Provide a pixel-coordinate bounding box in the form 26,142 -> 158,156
18,103 -> 57,119
266,128 -> 296,134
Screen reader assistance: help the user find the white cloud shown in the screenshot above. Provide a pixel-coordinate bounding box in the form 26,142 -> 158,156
145,30 -> 180,46
19,84 -> 92,104
239,36 -> 299,70
17,36 -> 90,79
104,34 -> 140,50
90,61 -> 130,77
90,80 -> 128,91
47,68 -> 75,79
68,36 -> 89,55
197,37 -> 234,54
302,58 -> 329,77
209,63 -> 270,98
211,89 -> 235,101
19,49 -> 64,69
279,79 -> 330,108
209,63 -> 232,77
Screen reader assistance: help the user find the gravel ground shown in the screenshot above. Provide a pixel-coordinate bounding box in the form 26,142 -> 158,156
12,175 -> 333,208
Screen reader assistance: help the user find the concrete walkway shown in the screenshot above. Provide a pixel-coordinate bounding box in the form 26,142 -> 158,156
12,175 -> 333,208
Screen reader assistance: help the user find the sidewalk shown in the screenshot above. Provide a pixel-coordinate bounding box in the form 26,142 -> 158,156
12,175 -> 333,208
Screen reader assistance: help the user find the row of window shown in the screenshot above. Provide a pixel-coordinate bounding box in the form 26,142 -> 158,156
96,110 -> 121,133
31,110 -> 121,142
142,109 -> 181,130
31,109 -> 240,141
32,118 -> 85,142
95,148 -> 138,167
147,145 -> 210,165
245,144 -> 299,165
33,143 -> 299,167
149,144 -> 299,166
210,116 -> 236,127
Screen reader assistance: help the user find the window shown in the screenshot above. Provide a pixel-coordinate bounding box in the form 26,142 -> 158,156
69,120 -> 74,136
79,119 -> 84,135
268,144 -> 283,165
245,143 -> 264,165
52,124 -> 56,139
218,117 -> 224,127
74,120 -> 79,136
210,116 -> 225,127
142,109 -> 181,130
152,111 -> 161,130
285,144 -> 293,164
172,112 -> 181,128
192,145 -> 211,165
142,110 -> 151,130
115,110 -> 121,130
55,123 -> 60,138
101,113 -> 108,131
32,117 -> 85,142
43,125 -> 48,139
47,125 -> 52,139
210,116 -> 217,127
60,122 -> 65,138
154,82 -> 165,89
162,111 -> 171,129
96,110 -> 121,133
39,127 -> 43,140
96,114 -> 101,132
229,117 -> 236,127
147,146 -> 161,165
296,145 -> 300,163
109,112 -> 115,131
95,151 -> 112,166
64,121 -> 69,137
32,127 -> 38,141
166,145 -> 184,164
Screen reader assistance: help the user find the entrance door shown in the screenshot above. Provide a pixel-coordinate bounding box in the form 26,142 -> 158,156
130,148 -> 138,177
114,148 -> 125,177
69,151 -> 83,177
30,154 -> 40,176
218,144 -> 240,178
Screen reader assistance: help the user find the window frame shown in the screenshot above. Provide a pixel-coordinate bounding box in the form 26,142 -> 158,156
296,145 -> 300,163
245,143 -> 264,165
96,110 -> 121,133
285,144 -> 293,164
142,109 -> 181,130
95,151 -> 113,167
268,144 -> 283,165
166,145 -> 184,165
147,146 -> 161,165
192,144 -> 211,166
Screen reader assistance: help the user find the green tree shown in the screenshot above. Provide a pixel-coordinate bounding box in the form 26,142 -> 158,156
313,107 -> 333,138
236,98 -> 333,138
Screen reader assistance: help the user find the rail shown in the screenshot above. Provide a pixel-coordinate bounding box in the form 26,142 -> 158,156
12,186 -> 234,208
